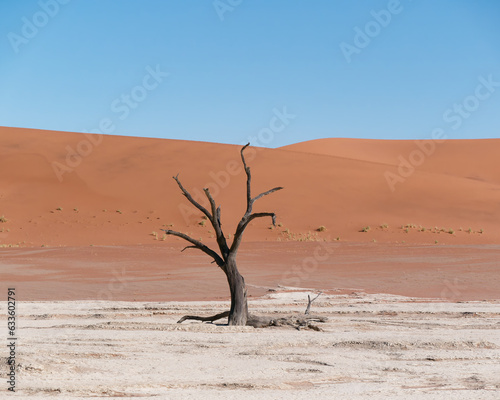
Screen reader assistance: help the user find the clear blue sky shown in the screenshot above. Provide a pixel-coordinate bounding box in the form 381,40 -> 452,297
1,0 -> 499,147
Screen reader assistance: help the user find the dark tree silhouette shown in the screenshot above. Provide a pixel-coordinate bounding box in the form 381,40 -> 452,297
162,143 -> 283,326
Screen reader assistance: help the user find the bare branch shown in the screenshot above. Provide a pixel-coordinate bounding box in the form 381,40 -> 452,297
305,292 -> 322,315
162,229 -> 224,268
252,186 -> 284,203
181,245 -> 197,252
240,145 -> 283,213
246,212 -> 277,227
216,206 -> 222,227
230,212 -> 277,253
203,187 -> 218,219
203,188 -> 229,258
228,143 -> 284,255
241,143 -> 252,213
177,311 -> 230,324
173,175 -> 211,220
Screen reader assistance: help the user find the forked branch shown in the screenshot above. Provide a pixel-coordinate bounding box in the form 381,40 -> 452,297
162,229 -> 224,268
203,188 -> 229,259
173,175 -> 211,220
230,144 -> 283,254
167,173 -> 230,263
240,143 -> 283,215
305,292 -> 322,315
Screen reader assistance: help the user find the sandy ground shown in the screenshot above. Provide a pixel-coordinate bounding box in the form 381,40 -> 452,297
1,290 -> 499,399
1,243 -> 499,302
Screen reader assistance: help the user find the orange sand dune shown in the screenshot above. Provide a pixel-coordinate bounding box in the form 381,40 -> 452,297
281,138 -> 500,184
1,127 -> 500,247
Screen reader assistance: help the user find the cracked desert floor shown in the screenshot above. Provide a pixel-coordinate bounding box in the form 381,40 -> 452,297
1,290 -> 499,399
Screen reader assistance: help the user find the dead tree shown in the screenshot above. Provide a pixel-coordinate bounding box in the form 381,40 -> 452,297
162,143 -> 283,326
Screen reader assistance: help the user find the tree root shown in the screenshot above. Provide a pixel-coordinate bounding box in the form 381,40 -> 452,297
177,311 -> 230,324
177,312 -> 327,331
177,293 -> 326,330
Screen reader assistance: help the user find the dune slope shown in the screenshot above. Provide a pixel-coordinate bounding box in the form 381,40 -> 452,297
1,127 -> 499,247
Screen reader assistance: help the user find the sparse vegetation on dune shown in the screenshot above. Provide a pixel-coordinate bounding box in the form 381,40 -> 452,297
357,221 -> 489,245
393,223 -> 484,237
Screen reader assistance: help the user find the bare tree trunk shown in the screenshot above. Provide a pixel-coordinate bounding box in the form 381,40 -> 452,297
225,257 -> 248,325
